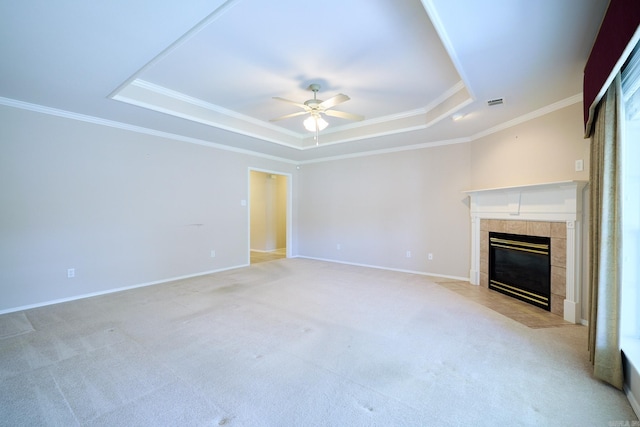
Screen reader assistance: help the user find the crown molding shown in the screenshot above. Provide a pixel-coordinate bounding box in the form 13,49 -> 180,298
112,93 -> 302,150
0,92 -> 584,166
299,93 -> 583,164
298,137 -> 472,164
420,0 -> 476,100
108,0 -> 241,98
0,96 -> 298,164
114,77 -> 472,150
471,94 -> 582,140
130,79 -> 302,138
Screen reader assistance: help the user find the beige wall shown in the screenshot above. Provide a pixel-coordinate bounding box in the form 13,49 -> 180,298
296,102 -> 590,286
275,174 -> 287,249
250,171 -> 287,251
0,105 -> 295,312
470,102 -> 589,189
297,143 -> 472,278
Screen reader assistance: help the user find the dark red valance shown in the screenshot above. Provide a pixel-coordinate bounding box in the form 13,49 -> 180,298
583,0 -> 640,136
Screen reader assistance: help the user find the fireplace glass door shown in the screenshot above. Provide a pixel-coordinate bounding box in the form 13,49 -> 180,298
489,232 -> 551,311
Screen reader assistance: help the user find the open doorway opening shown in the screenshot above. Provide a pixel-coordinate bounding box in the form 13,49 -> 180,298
249,170 -> 289,264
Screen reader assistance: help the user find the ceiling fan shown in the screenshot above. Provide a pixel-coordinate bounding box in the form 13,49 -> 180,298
270,84 -> 364,136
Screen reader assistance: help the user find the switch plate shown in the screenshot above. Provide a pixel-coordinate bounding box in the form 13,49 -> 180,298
428,253 -> 433,260
575,159 -> 584,172
406,251 -> 412,258
67,268 -> 75,278
210,250 -> 216,258
337,243 -> 341,250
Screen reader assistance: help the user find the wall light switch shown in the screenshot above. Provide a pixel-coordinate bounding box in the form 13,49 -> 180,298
67,268 -> 75,278
575,159 -> 584,172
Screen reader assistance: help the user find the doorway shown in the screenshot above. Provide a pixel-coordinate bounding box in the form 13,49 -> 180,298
249,169 -> 290,264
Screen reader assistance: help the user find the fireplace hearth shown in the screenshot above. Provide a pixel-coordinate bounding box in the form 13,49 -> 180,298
489,232 -> 551,311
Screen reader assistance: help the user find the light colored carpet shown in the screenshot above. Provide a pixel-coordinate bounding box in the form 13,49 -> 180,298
0,258 -> 636,426
0,312 -> 34,339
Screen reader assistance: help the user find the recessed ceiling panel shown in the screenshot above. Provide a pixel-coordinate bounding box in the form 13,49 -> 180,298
113,0 -> 466,148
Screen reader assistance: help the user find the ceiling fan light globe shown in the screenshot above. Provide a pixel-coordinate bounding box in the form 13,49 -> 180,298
316,117 -> 328,130
304,116 -> 328,132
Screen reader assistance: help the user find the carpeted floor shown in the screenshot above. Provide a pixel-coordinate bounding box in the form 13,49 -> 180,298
0,258 -> 637,426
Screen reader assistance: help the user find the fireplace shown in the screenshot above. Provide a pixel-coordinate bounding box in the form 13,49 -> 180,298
489,232 -> 551,311
464,181 -> 588,323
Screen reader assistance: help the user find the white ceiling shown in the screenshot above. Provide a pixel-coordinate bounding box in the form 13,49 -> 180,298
0,0 -> 609,163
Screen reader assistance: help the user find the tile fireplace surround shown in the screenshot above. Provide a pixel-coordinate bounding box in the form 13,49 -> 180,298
464,181 -> 588,324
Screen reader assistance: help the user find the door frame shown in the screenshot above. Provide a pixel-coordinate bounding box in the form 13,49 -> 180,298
247,167 -> 293,263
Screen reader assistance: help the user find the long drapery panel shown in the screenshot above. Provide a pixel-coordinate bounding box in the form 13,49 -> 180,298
588,73 -> 624,390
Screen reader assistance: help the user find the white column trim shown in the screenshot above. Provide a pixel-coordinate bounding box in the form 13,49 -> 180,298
470,215 -> 480,285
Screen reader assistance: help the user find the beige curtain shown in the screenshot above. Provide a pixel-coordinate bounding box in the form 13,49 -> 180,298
588,73 -> 624,390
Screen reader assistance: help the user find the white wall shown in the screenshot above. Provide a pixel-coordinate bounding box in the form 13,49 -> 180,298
296,142 -> 472,279
295,103 -> 591,285
470,103 -> 589,188
0,101 -> 591,313
0,105 -> 295,312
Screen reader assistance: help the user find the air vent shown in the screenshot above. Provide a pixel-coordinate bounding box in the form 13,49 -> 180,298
487,98 -> 504,106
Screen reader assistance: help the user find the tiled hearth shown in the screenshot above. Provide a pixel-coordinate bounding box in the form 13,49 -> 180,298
465,181 -> 588,324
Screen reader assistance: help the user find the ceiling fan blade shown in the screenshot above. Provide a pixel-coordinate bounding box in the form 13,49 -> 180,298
272,97 -> 308,110
324,109 -> 364,121
319,94 -> 350,110
269,111 -> 308,122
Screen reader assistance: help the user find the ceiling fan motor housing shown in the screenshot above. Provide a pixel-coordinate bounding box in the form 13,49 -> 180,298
306,84 -> 322,108
305,99 -> 322,109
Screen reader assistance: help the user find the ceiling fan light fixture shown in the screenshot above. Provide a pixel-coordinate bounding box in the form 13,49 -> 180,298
304,115 -> 328,132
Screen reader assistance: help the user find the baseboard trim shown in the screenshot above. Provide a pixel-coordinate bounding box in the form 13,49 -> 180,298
0,264 -> 248,316
624,383 -> 640,419
1,257 -> 468,315
295,255 -> 469,282
250,248 -> 286,253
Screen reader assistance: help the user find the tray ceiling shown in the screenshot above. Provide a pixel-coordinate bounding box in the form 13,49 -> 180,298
0,0 -> 609,162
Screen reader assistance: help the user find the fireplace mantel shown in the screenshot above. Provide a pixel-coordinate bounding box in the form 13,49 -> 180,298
464,181 -> 588,323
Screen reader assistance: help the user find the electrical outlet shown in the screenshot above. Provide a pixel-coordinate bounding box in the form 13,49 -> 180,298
406,251 -> 412,258
67,268 -> 75,278
428,253 -> 433,261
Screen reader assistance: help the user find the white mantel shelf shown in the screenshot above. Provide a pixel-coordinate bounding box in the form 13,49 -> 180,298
463,180 -> 588,221
464,180 -> 587,194
464,180 -> 589,323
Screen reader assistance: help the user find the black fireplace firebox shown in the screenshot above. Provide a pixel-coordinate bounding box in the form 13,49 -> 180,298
488,232 -> 551,311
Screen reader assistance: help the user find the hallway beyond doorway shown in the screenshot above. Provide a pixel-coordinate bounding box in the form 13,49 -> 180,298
251,248 -> 286,264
